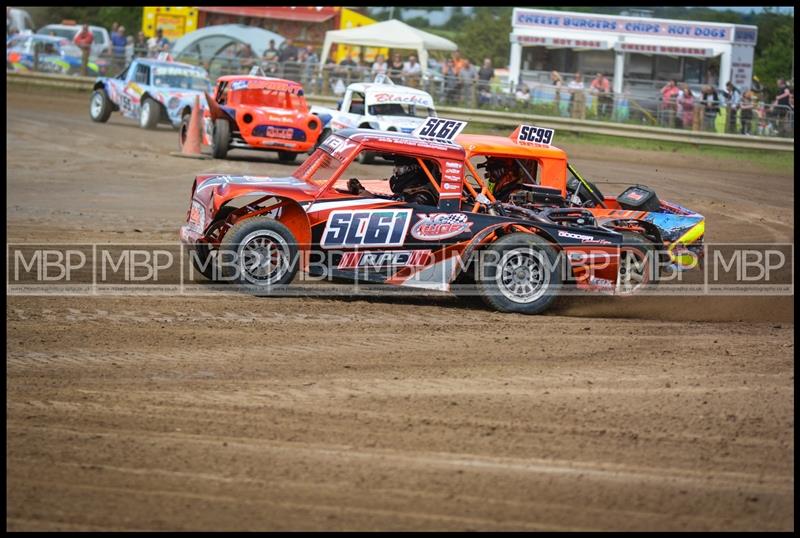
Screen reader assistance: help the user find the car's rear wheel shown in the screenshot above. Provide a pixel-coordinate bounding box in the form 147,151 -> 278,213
617,232 -> 659,295
477,233 -> 562,314
89,88 -> 113,123
219,216 -> 299,290
139,97 -> 160,129
277,151 -> 298,163
211,119 -> 230,159
178,113 -> 192,151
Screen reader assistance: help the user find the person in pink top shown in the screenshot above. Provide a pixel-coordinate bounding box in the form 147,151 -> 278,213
590,72 -> 612,118
660,79 -> 680,127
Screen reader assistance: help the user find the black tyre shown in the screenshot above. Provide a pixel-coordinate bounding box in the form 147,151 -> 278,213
211,118 -> 231,159
313,127 -> 331,152
277,151 -> 298,163
139,97 -> 160,129
188,206 -> 236,281
89,88 -> 113,123
178,113 -> 192,151
477,233 -> 562,314
219,216 -> 299,289
617,232 -> 659,295
357,151 -> 374,164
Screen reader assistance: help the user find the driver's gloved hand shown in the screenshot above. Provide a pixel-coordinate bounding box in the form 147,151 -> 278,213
347,178 -> 365,195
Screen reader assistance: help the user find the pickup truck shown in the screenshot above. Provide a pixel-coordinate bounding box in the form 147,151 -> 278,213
310,76 -> 437,163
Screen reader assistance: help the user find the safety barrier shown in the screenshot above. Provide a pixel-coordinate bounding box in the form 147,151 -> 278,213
7,70 -> 794,152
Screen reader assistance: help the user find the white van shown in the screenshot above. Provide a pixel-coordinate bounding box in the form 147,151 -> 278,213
38,23 -> 112,59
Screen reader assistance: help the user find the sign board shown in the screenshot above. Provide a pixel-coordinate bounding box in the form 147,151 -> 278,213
513,8 -> 735,43
616,42 -> 715,58
412,117 -> 467,144
514,34 -> 610,49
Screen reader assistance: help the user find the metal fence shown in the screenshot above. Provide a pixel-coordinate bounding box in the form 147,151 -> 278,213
8,44 -> 795,139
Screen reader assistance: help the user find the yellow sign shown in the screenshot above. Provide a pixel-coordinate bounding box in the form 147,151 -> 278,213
142,7 -> 198,40
334,8 -> 389,65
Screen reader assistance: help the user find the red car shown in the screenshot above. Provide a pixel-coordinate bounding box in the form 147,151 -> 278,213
180,121 -> 637,315
201,75 -> 322,162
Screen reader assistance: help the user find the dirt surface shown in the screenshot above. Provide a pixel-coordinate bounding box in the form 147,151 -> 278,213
6,85 -> 795,531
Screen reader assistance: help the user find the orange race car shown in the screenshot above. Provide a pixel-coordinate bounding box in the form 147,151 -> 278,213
455,126 -> 705,285
200,73 -> 322,162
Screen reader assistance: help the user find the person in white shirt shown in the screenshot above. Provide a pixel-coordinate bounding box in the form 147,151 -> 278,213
402,55 -> 422,87
371,54 -> 388,78
567,72 -> 586,119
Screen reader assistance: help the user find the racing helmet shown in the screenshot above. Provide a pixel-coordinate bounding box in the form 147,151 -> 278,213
389,157 -> 425,194
479,157 -> 522,197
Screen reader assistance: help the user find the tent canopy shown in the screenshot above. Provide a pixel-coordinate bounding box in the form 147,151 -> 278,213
319,19 -> 458,74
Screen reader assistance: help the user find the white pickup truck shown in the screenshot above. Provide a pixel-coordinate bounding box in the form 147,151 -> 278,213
310,76 -> 437,163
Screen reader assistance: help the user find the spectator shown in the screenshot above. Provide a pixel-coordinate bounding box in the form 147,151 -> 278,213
148,28 -> 169,56
590,72 -> 612,119
721,81 -> 740,134
451,50 -> 465,75
402,54 -> 422,88
338,52 -> 359,83
514,84 -> 531,106
477,58 -> 494,106
111,22 -> 119,36
237,43 -> 256,72
371,53 -> 387,78
550,70 -> 563,113
677,83 -> 695,129
739,89 -> 755,135
567,72 -> 585,119
700,85 -> 720,132
278,37 -> 298,63
441,58 -> 458,104
135,31 -> 148,58
263,39 -> 278,62
660,79 -> 680,128
125,35 -> 134,64
388,52 -> 404,84
279,38 -> 300,81
773,78 -> 792,136
458,59 -> 478,105
73,24 -> 93,76
111,25 -> 127,70
302,45 -> 318,88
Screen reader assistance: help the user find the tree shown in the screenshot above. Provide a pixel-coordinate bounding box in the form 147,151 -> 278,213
456,8 -> 512,68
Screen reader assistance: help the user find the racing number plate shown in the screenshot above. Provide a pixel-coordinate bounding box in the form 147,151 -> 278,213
517,124 -> 555,145
413,117 -> 468,143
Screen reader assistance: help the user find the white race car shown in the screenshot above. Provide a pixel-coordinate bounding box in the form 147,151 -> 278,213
310,75 -> 437,163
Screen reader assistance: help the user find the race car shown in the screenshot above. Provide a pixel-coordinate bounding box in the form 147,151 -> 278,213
456,125 -> 705,289
310,74 -> 437,164
179,118 -> 648,315
201,73 -> 321,162
7,33 -> 107,76
89,55 -> 211,129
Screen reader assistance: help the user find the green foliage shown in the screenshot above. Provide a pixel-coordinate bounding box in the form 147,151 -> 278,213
456,8 -> 512,67
25,6 -> 142,34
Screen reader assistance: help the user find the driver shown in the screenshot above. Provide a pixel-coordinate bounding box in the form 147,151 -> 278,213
478,157 -> 525,202
347,157 -> 438,205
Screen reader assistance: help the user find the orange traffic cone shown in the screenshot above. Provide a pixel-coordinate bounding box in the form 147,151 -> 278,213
171,95 -> 210,160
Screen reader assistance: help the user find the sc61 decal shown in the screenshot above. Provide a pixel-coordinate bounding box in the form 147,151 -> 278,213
517,124 -> 554,145
410,213 -> 472,241
321,209 -> 412,248
413,117 -> 467,143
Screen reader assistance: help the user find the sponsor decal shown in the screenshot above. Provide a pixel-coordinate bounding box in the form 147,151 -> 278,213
627,191 -> 643,200
410,213 -> 472,241
370,92 -> 432,107
517,124 -> 555,145
445,161 -> 462,170
337,250 -> 431,269
442,182 -> 460,191
321,209 -> 412,248
412,117 -> 468,143
265,126 -> 294,139
231,80 -> 249,90
558,230 -> 612,244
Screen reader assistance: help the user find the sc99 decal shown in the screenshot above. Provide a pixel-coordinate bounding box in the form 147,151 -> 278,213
517,125 -> 554,145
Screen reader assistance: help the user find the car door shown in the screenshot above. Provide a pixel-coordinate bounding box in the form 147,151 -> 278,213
119,62 -> 149,118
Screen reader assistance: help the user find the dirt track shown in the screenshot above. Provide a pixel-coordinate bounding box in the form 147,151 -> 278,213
6,85 -> 795,530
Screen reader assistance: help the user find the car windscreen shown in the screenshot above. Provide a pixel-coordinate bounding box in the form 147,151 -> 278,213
367,103 -> 433,118
235,88 -> 308,112
44,28 -> 77,40
152,66 -> 210,91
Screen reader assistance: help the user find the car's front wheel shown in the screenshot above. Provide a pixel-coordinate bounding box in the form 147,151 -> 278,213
211,119 -> 230,159
139,97 -> 160,129
89,88 -> 113,123
277,151 -> 298,163
477,232 -> 562,314
617,232 -> 659,295
219,216 -> 299,290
